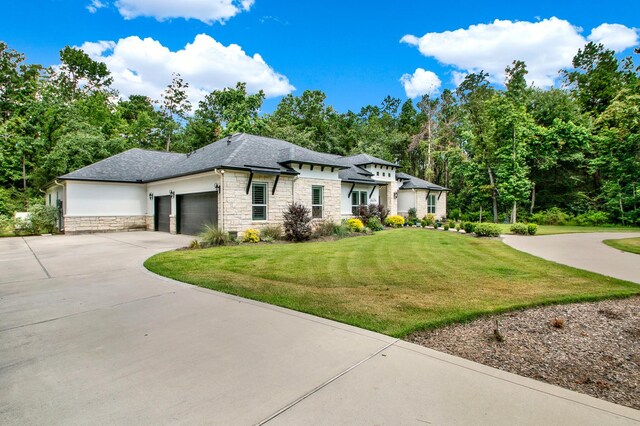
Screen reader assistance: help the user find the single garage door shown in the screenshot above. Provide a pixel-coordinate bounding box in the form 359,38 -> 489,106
154,196 -> 171,232
177,192 -> 218,235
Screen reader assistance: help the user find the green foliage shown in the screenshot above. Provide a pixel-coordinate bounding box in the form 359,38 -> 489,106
0,214 -> 15,234
198,224 -> 230,247
243,228 -> 260,243
510,223 -> 528,235
283,202 -> 312,242
346,218 -> 365,232
27,204 -> 58,233
443,224 -> 450,231
463,221 -> 475,234
358,203 -> 389,223
312,220 -> 338,238
366,216 -> 384,231
473,223 -> 502,237
455,223 -> 462,232
422,214 -> 435,226
260,225 -> 283,241
448,208 -> 461,221
574,211 -> 610,226
529,207 -> 572,225
527,223 -> 538,235
385,215 -> 405,228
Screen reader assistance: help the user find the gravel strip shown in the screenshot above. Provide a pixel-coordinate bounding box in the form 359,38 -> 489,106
406,297 -> 640,410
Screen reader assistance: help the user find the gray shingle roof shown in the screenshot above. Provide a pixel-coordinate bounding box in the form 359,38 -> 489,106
59,133 -> 436,189
60,149 -> 184,182
397,172 -> 449,191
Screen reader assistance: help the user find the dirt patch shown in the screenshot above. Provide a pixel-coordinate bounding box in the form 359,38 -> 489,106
407,297 -> 640,410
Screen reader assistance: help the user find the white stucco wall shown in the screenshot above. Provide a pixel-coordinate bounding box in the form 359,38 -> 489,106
340,184 -> 379,216
364,164 -> 396,183
45,185 -> 65,213
292,164 -> 340,180
65,181 -> 146,216
146,171 -> 220,216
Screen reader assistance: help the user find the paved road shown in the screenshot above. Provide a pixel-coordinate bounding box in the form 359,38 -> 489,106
1,232 -> 638,425
503,232 -> 640,284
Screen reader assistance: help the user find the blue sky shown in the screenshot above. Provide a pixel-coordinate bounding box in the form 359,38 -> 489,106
2,0 -> 639,113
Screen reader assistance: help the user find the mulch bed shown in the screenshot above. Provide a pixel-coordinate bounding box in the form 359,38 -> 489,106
407,297 -> 640,410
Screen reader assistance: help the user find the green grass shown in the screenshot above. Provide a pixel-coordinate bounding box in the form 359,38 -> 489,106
603,237 -> 640,255
494,224 -> 639,235
145,229 -> 640,337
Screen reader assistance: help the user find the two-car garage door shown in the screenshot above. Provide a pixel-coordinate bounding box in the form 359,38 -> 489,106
154,191 -> 218,235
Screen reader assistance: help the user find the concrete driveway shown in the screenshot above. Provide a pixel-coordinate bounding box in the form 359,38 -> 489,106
503,232 -> 640,284
1,232 -> 638,425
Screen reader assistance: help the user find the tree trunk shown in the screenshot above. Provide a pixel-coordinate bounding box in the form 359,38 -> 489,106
530,183 -> 536,214
487,165 -> 498,223
512,200 -> 517,224
479,206 -> 483,223
22,155 -> 27,191
619,194 -> 625,226
165,132 -> 171,152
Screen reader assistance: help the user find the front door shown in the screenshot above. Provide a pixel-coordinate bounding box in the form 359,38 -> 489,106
154,196 -> 171,232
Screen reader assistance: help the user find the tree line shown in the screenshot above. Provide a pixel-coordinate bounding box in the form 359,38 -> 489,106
0,41 -> 638,224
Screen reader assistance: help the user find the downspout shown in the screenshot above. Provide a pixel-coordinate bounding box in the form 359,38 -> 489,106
214,169 -> 224,230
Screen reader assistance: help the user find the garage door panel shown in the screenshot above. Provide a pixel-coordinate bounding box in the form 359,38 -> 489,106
178,192 -> 217,235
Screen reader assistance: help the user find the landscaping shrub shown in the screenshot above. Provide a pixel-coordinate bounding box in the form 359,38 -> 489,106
0,214 -> 15,235
260,225 -> 283,240
243,228 -> 260,243
422,214 -> 435,226
574,211 -> 609,226
358,203 -> 388,223
529,207 -> 572,225
443,224 -> 450,231
462,221 -> 475,234
527,223 -> 538,235
449,208 -> 461,221
407,207 -> 417,221
385,215 -> 405,228
433,221 -> 440,229
27,204 -> 58,234
262,236 -> 274,243
283,202 -> 312,242
473,223 -> 502,237
198,224 -> 230,247
455,222 -> 461,232
334,222 -> 351,238
346,218 -> 365,232
313,220 -> 338,238
367,216 -> 384,231
510,223 -> 528,235
461,211 -> 481,222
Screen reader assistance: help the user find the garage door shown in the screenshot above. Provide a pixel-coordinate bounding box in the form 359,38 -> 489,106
177,192 -> 218,235
154,196 -> 171,232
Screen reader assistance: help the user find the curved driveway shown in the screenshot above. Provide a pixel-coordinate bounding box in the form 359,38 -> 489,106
503,232 -> 640,284
1,232 -> 639,424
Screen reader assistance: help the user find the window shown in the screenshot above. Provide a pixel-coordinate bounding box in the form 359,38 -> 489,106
376,172 -> 379,176
252,183 -> 267,220
427,194 -> 436,214
312,186 -> 323,218
351,190 -> 368,215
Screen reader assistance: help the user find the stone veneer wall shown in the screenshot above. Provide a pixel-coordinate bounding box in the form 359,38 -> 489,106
145,215 -> 154,231
384,180 -> 399,216
220,170 -> 342,233
415,190 -> 447,220
64,216 -> 146,234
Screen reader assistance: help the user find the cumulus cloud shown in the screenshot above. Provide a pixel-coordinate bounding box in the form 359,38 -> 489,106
401,17 -> 639,87
400,68 -> 442,98
114,0 -> 253,24
588,23 -> 639,52
86,0 -> 106,14
79,34 -> 294,106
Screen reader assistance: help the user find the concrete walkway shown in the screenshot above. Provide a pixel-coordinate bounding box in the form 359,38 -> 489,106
1,232 -> 638,425
503,232 -> 640,284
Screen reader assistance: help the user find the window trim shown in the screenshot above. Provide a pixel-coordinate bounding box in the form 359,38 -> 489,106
351,190 -> 368,215
427,194 -> 436,214
252,182 -> 268,221
312,185 -> 323,219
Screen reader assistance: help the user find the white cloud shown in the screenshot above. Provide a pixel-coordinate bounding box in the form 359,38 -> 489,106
79,34 -> 294,106
401,17 -> 639,88
86,0 -> 106,14
400,68 -> 441,98
588,23 -> 639,52
114,0 -> 253,24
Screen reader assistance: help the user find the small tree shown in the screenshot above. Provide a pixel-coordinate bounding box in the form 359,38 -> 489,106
161,73 -> 191,152
283,202 -> 312,242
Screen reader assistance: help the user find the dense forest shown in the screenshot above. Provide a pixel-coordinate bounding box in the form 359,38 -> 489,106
1,41 -> 638,224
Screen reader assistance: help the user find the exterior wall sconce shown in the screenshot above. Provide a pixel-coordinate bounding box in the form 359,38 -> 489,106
148,192 -> 154,200
169,190 -> 175,198
214,183 -> 221,191
393,191 -> 398,199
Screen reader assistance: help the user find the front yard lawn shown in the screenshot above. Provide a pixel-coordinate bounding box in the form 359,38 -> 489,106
603,237 -> 640,255
145,229 -> 640,337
